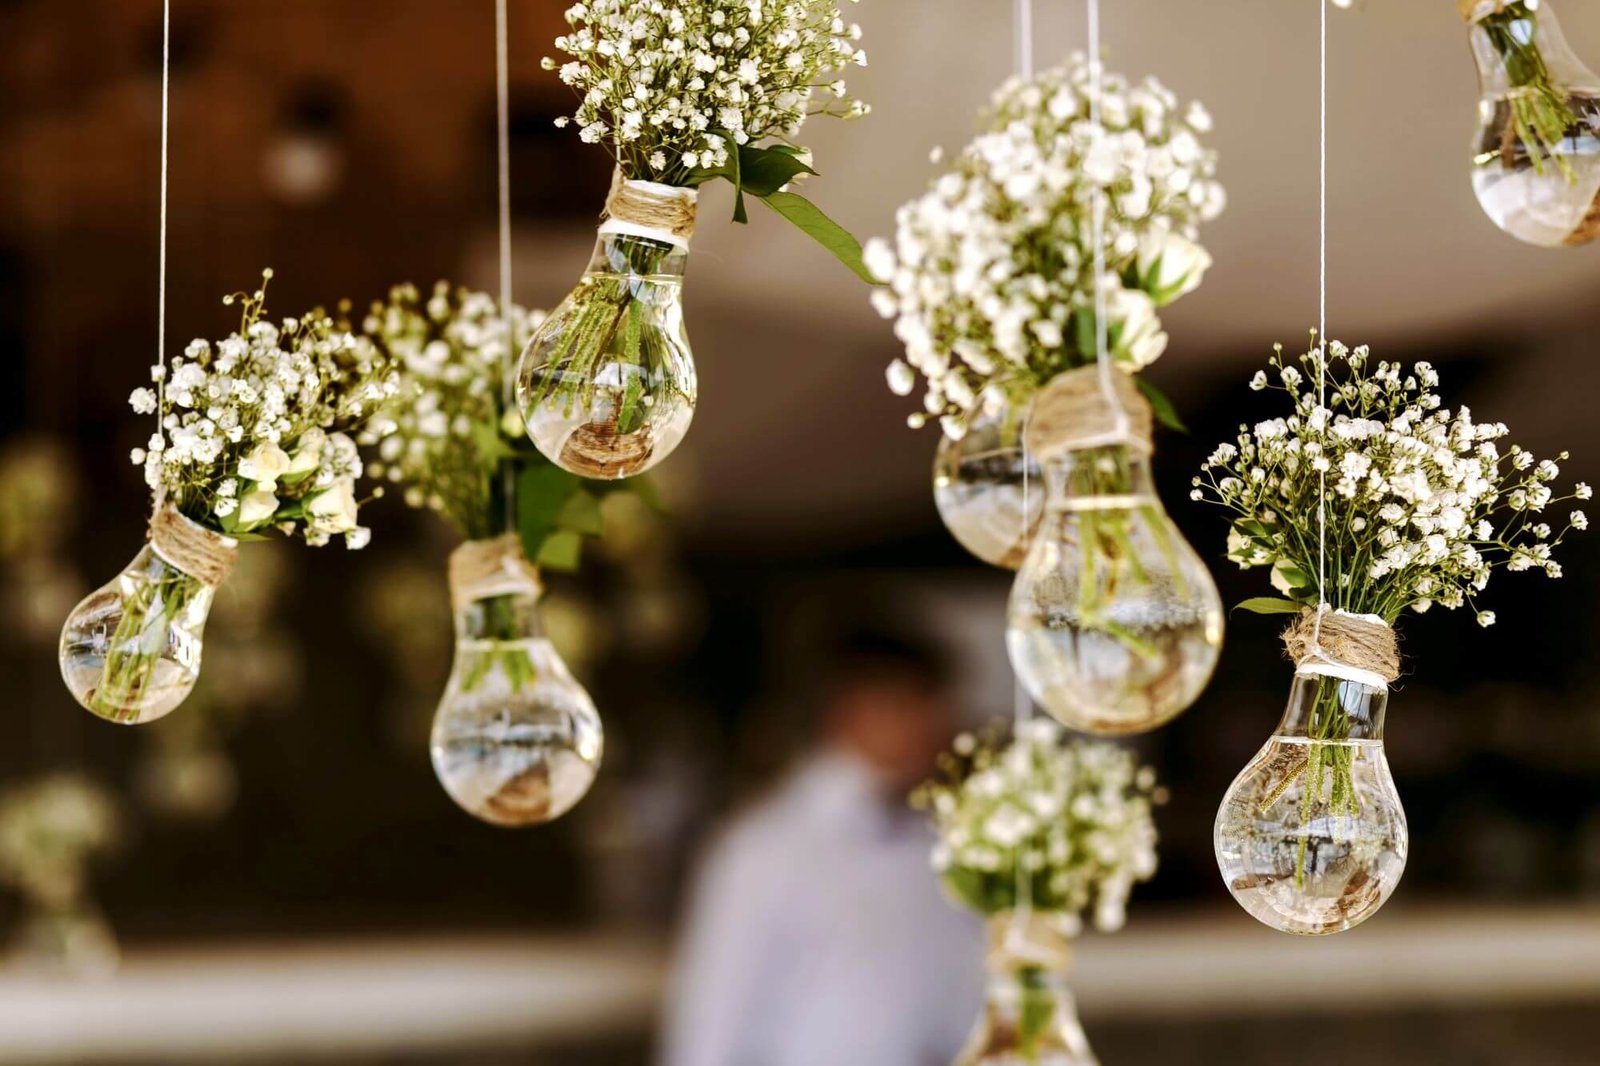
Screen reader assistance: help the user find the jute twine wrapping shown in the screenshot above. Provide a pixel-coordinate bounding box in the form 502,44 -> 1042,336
1282,607 -> 1400,685
1024,365 -> 1153,460
604,170 -> 698,245
149,506 -> 238,587
1458,0 -> 1505,21
448,534 -> 542,610
986,912 -> 1074,974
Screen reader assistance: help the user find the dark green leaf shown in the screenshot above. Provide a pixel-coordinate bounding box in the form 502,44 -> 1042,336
1233,597 -> 1304,616
1137,378 -> 1188,433
536,528 -> 584,571
555,488 -> 604,536
737,145 -> 817,198
757,191 -> 877,284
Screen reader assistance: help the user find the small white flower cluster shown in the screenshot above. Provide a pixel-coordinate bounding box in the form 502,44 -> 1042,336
0,773 -> 121,898
1195,338 -> 1589,624
867,54 -> 1225,439
544,0 -> 868,185
130,274 -> 395,549
359,283 -> 540,541
914,718 -> 1161,931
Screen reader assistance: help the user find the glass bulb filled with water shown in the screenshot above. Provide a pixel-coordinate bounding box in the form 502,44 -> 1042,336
933,403 -> 1043,570
1215,670 -> 1408,936
516,227 -> 696,479
1006,444 -> 1222,735
431,547 -> 603,827
1465,0 -> 1600,246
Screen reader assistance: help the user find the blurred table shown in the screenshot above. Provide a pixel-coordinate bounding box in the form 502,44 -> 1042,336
4,906 -> 1600,1061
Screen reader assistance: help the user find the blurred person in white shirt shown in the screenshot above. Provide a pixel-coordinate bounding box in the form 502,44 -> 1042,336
659,629 -> 985,1066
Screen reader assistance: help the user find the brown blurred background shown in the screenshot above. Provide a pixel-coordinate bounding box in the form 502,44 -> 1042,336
3,1 -> 1600,1063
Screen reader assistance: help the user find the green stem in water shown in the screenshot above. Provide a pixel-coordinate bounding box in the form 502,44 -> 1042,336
1481,4 -> 1582,183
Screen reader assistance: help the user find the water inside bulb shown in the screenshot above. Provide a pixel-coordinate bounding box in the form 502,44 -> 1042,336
958,942 -> 1096,1066
59,540 -> 222,725
933,404 -> 1043,570
1467,0 -> 1600,246
1215,671 -> 1408,936
1006,445 -> 1222,735
515,231 -> 696,479
430,581 -> 603,827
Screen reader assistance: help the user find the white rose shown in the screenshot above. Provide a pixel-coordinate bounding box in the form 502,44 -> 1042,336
1134,229 -> 1212,307
238,442 -> 292,486
1105,288 -> 1168,370
285,429 -> 326,477
237,488 -> 280,528
306,479 -> 360,533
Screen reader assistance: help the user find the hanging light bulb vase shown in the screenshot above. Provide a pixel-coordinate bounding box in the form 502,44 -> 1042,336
1463,0 -> 1600,246
957,913 -> 1098,1066
515,175 -> 698,480
1215,607 -> 1408,936
58,507 -> 237,725
431,535 -> 603,827
934,400 -> 1044,570
1006,367 -> 1223,735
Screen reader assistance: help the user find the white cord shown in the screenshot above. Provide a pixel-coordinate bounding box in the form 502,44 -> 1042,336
1014,0 -> 1034,81
1314,0 -> 1329,639
1087,0 -> 1133,445
496,0 -> 516,534
153,0 -> 171,510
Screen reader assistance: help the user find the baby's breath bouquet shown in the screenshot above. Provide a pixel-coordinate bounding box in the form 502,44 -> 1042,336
519,0 -> 874,480
1196,338 -> 1588,933
916,719 -> 1162,1062
59,273 -> 396,726
869,54 -> 1224,439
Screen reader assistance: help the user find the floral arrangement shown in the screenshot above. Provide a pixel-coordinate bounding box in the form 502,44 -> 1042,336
0,774 -> 122,910
359,282 -> 625,567
132,273 -> 393,548
545,0 -> 871,270
1193,338 -> 1588,625
868,54 -> 1225,438
914,718 -> 1162,931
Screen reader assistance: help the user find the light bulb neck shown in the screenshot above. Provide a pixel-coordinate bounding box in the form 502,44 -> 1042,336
1043,444 -> 1157,507
1277,671 -> 1389,742
1467,1 -> 1600,95
589,229 -> 690,279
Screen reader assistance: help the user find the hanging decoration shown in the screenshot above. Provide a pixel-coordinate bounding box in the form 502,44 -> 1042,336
357,284 -> 623,827
913,719 -> 1163,1065
58,276 -> 394,725
517,0 -> 873,480
869,52 -> 1226,734
1461,0 -> 1600,247
1193,338 -> 1589,934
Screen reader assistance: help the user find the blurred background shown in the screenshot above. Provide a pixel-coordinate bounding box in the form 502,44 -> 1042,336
4,0 -> 1600,1062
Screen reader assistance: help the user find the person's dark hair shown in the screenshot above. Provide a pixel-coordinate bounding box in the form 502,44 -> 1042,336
819,625 -> 950,698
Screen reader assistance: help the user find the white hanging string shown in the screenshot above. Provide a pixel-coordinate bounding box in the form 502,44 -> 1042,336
152,0 -> 172,511
1086,0 -> 1132,446
496,0 -> 517,536
1313,0 -> 1330,647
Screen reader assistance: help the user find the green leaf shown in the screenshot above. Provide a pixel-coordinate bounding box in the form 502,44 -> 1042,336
737,145 -> 817,198
1233,597 -> 1304,616
554,488 -> 604,536
516,461 -> 582,559
535,528 -> 584,571
757,191 -> 877,284
1137,378 -> 1188,433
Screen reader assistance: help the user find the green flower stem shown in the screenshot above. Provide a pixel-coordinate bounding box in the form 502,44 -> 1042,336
1480,4 -> 1582,183
1279,676 -> 1360,890
460,593 -> 539,696
92,566 -> 203,722
1015,966 -> 1056,1062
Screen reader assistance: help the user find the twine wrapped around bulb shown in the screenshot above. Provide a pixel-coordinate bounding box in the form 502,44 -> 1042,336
1024,364 -> 1153,460
149,506 -> 238,587
1282,606 -> 1400,685
986,912 -> 1075,974
1458,0 -> 1506,21
448,534 -> 543,610
602,170 -> 698,247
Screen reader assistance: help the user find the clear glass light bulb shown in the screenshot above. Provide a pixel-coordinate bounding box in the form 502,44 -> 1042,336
1006,444 -> 1223,735
1215,670 -> 1408,936
516,230 -> 696,479
1466,0 -> 1600,246
430,570 -> 603,827
957,964 -> 1097,1066
933,404 -> 1044,570
59,519 -> 231,725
